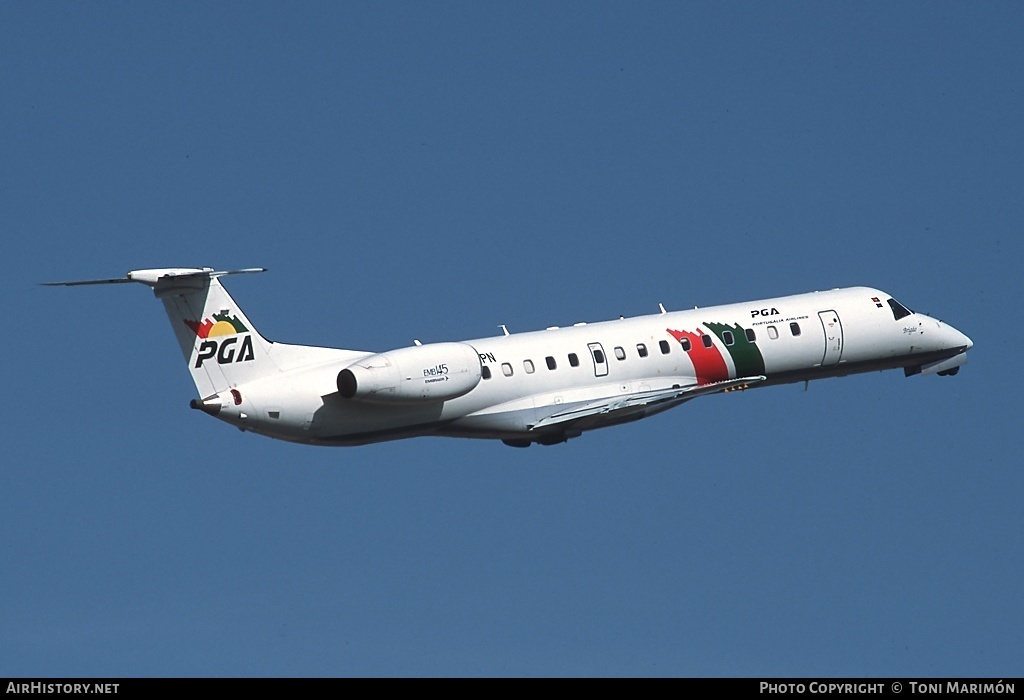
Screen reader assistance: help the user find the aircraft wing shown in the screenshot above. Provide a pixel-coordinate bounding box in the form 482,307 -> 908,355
528,375 -> 766,432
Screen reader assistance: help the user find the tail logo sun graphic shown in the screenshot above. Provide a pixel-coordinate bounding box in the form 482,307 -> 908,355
183,313 -> 255,368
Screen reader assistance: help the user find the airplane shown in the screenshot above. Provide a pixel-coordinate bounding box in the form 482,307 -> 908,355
45,267 -> 972,448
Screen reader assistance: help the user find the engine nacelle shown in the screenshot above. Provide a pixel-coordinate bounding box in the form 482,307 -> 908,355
337,342 -> 482,403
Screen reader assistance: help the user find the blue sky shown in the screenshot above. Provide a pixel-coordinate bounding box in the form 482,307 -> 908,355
3,1 -> 1021,676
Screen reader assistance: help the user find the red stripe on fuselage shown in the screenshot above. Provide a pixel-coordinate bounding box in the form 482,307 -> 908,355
667,328 -> 729,385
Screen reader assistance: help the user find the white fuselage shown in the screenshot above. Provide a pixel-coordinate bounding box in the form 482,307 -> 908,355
209,286 -> 971,447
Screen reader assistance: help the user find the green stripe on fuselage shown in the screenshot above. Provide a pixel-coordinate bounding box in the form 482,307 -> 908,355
704,321 -> 765,376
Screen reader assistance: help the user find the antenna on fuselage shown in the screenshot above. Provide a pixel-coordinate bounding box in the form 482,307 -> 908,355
499,325 -> 510,336
658,303 -> 667,314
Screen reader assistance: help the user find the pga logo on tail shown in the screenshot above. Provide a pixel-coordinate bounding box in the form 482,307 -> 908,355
184,313 -> 256,368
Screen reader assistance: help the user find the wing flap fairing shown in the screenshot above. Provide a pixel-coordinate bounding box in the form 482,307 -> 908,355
529,376 -> 766,431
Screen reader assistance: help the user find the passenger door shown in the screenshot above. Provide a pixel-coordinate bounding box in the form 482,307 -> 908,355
818,310 -> 843,366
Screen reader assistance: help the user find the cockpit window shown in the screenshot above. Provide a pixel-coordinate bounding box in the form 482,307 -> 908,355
887,298 -> 913,321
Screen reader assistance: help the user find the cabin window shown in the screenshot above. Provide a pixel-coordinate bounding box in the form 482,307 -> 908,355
568,353 -> 580,367
593,349 -> 605,364
679,338 -> 692,352
637,343 -> 648,358
545,356 -> 557,370
481,366 -> 492,379
722,330 -> 734,346
767,326 -> 779,340
702,334 -> 713,348
790,322 -> 801,336
659,340 -> 671,354
524,359 -> 535,374
614,346 -> 626,361
501,362 -> 513,377
745,328 -> 756,342
887,298 -> 913,321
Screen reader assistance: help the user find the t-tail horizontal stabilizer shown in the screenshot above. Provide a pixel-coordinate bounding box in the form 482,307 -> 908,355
43,267 -> 266,288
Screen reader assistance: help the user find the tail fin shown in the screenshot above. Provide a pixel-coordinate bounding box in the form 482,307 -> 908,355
46,267 -> 276,398
149,269 -> 278,398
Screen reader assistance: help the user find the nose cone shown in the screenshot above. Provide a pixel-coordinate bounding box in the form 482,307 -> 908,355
938,320 -> 972,352
960,330 -> 974,351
